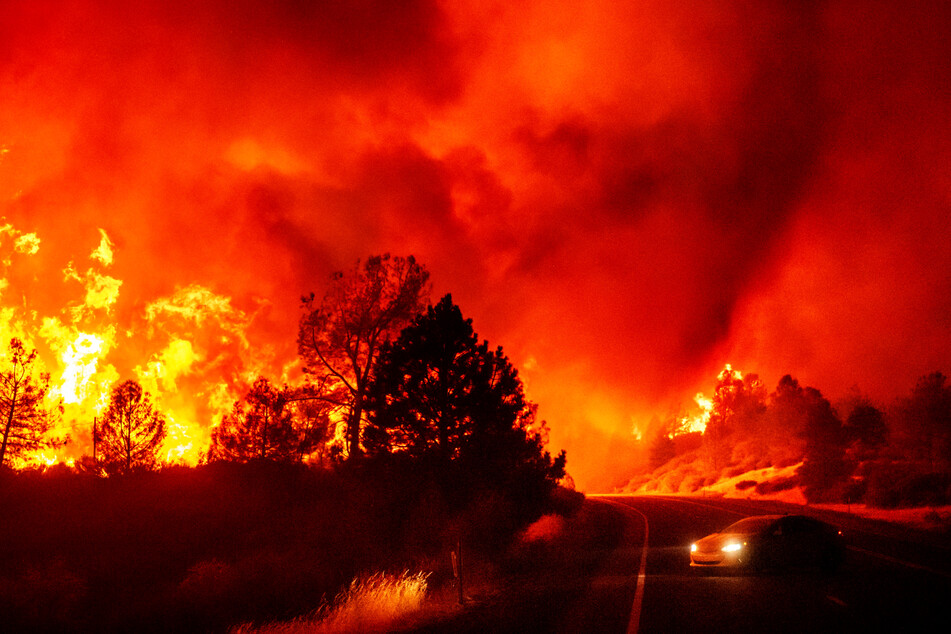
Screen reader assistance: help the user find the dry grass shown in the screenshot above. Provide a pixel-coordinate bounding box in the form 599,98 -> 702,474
232,570 -> 430,634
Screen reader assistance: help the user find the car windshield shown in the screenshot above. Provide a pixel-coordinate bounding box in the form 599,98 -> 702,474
721,516 -> 776,535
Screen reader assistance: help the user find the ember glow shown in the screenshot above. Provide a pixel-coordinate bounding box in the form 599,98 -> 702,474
2,0 -> 950,489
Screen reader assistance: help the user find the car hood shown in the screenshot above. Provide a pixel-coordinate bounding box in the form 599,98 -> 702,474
695,532 -> 746,552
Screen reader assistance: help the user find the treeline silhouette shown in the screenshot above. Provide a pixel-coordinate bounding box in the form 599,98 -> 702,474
641,367 -> 951,508
0,254 -> 575,632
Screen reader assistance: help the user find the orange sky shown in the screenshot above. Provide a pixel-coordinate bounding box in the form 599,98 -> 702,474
1,0 -> 950,490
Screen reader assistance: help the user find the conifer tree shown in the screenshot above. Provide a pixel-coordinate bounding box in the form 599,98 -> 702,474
98,380 -> 167,474
0,338 -> 64,468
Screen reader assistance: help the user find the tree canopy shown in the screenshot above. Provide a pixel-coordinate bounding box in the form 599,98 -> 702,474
97,380 -> 167,474
795,385 -> 849,501
365,294 -> 565,488
208,377 -> 326,463
702,366 -> 766,470
0,338 -> 64,468
297,254 -> 429,460
843,401 -> 886,459
895,371 -> 951,470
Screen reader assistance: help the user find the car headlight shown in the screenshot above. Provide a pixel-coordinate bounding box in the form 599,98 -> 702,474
690,543 -> 697,552
721,542 -> 743,553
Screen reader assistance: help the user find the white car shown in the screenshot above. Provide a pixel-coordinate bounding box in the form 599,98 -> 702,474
690,514 -> 844,571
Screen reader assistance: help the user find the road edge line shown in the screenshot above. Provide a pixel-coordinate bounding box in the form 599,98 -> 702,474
592,497 -> 649,634
627,504 -> 649,634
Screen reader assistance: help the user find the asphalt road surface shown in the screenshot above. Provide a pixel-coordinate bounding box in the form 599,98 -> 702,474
579,495 -> 951,633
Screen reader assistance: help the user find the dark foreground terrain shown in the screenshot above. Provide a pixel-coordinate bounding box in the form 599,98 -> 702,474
415,495 -> 951,633
0,461 -> 576,633
5,465 -> 949,633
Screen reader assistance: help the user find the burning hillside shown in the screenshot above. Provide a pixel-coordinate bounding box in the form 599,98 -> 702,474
624,364 -> 951,509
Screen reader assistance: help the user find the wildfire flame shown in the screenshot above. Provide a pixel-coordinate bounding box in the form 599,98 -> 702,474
47,329 -> 110,405
676,393 -> 714,436
670,364 -> 743,437
631,422 -> 643,442
0,220 -> 287,470
164,416 -> 195,464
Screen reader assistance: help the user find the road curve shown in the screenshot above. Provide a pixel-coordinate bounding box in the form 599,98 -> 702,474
588,495 -> 951,634
410,495 -> 951,633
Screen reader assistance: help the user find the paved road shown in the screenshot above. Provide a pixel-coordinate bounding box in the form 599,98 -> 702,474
584,495 -> 951,633
413,495 -> 951,633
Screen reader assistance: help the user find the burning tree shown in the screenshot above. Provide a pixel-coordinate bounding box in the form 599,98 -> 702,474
0,338 -> 65,468
97,380 -> 167,474
699,365 -> 766,471
208,377 -> 326,463
297,254 -> 429,460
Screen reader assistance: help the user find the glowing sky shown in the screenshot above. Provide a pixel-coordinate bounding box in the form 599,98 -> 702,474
2,0 -> 950,490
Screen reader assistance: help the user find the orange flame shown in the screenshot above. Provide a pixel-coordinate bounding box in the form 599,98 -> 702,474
0,220 -> 299,470
671,364 -> 743,437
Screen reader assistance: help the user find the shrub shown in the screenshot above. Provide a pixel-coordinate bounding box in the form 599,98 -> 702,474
0,562 -> 88,632
548,485 -> 585,517
861,461 -> 951,508
755,476 -> 798,495
679,474 -> 704,492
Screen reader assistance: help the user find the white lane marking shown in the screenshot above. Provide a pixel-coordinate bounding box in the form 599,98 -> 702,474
592,497 -> 650,634
848,545 -> 951,580
826,594 -> 847,607
627,504 -> 649,634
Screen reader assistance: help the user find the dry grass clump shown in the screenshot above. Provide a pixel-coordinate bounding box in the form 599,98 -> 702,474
233,570 -> 430,634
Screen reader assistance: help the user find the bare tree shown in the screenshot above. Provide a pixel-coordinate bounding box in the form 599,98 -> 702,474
0,338 -> 65,468
98,380 -> 167,474
297,254 -> 429,460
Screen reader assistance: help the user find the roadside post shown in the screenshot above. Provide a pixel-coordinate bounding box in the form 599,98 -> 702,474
451,537 -> 464,605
